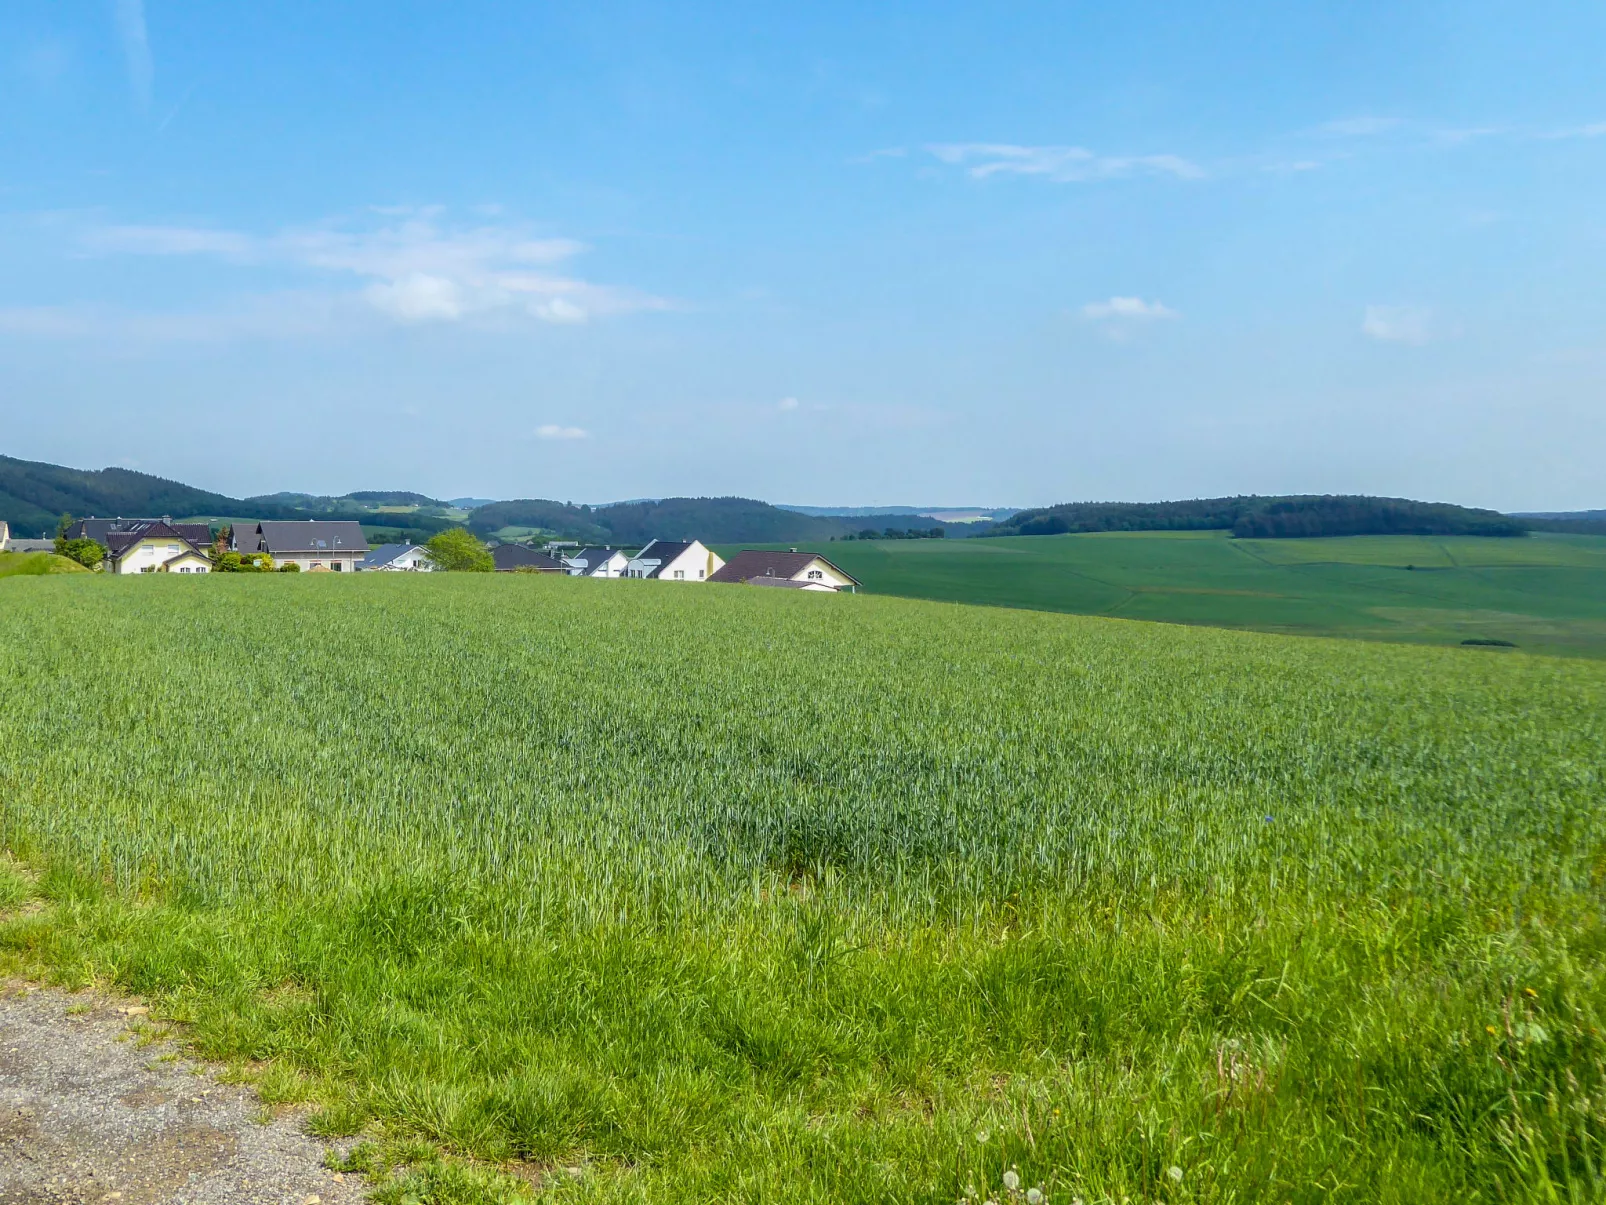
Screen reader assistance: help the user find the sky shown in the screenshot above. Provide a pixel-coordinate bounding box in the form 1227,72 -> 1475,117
2,1 -> 1604,509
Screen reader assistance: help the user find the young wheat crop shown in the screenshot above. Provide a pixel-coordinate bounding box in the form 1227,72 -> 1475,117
0,572 -> 1603,1203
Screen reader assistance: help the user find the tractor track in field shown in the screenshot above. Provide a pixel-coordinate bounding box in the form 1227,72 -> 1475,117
0,981 -> 366,1205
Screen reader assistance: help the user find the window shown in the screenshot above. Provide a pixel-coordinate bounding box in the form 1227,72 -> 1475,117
674,570 -> 685,580
698,569 -> 705,579
331,561 -> 343,572
808,569 -> 823,579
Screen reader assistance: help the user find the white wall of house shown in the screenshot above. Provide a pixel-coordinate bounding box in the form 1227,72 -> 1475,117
111,538 -> 191,574
628,542 -> 725,581
164,552 -> 211,574
789,558 -> 856,589
274,551 -> 365,572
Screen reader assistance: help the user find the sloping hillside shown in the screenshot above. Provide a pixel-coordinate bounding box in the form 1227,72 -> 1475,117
0,456 -> 240,537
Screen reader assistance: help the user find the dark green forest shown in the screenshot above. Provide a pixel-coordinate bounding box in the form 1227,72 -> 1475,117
987,494 -> 1534,539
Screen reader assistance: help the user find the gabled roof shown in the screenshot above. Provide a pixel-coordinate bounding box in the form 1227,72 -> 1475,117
708,549 -> 860,586
361,543 -> 428,568
629,539 -> 697,578
105,522 -> 206,560
71,518 -> 212,548
254,521 -> 368,555
492,544 -> 567,572
565,546 -> 625,574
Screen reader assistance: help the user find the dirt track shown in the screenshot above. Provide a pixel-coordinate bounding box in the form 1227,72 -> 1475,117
0,983 -> 364,1205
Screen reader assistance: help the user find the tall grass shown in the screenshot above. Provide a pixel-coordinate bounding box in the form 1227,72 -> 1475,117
2,572 -> 1604,1202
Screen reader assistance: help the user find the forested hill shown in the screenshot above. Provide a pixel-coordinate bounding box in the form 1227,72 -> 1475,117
0,455 -> 242,537
987,495 -> 1531,539
468,496 -> 856,544
0,454 -> 455,539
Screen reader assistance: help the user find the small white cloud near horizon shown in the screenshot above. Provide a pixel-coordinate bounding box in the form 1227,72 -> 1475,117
1362,305 -> 1437,345
113,0 -> 153,111
535,424 -> 588,441
1081,297 -> 1179,321
929,143 -> 1203,182
777,396 -> 800,411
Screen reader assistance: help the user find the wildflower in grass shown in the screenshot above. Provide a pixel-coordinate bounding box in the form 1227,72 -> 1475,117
1523,987 -> 1538,998
1168,1166 -> 1184,1183
1486,1025 -> 1499,1036
1027,1188 -> 1044,1205
976,1128 -> 990,1143
1004,1169 -> 1021,1192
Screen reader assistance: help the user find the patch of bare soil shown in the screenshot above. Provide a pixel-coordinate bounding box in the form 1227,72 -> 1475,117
0,982 -> 365,1205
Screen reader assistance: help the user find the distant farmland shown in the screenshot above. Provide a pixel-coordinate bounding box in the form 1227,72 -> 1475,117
1,573 -> 1604,1201
721,530 -> 1606,658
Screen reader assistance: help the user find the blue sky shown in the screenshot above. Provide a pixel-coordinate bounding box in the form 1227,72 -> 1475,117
2,1 -> 1604,509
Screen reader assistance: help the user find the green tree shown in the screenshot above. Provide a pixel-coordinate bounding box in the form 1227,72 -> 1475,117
425,528 -> 493,572
53,536 -> 105,570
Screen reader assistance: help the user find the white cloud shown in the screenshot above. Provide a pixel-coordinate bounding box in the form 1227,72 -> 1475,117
69,210 -> 666,332
365,273 -> 464,322
929,143 -> 1203,182
1081,297 -> 1178,321
535,424 -> 588,440
1362,305 -> 1435,344
777,396 -> 799,411
113,0 -> 153,111
532,297 -> 587,324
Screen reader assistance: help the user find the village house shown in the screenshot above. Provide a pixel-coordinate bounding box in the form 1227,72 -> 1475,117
708,549 -> 860,592
65,517 -> 214,549
564,547 -> 629,578
104,521 -> 213,574
491,544 -> 568,572
624,539 -> 725,581
234,521 -> 368,572
359,543 -> 435,572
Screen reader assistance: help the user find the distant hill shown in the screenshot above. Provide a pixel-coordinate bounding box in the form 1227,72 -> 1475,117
779,504 -> 1019,521
1514,510 -> 1606,535
0,455 -> 455,541
469,496 -> 858,545
987,495 -> 1530,540
0,455 -> 242,537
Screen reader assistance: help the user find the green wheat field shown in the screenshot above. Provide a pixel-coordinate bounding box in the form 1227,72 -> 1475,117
2,572 -> 1605,1203
720,531 -> 1606,659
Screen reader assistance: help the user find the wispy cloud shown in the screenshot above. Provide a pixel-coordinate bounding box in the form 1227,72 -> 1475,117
113,0 -> 153,110
1319,116 -> 1404,138
535,424 -> 588,441
1081,296 -> 1178,321
929,143 -> 1204,182
1361,305 -> 1439,345
777,396 -> 800,411
70,210 -> 666,330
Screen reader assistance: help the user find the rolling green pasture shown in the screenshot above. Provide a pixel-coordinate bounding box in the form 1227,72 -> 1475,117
0,550 -> 88,577
722,531 -> 1606,658
2,574 -> 1605,1202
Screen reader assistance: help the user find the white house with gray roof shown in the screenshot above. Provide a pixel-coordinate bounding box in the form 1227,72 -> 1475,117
234,521 -> 368,572
564,547 -> 629,578
624,539 -> 724,582
359,543 -> 434,572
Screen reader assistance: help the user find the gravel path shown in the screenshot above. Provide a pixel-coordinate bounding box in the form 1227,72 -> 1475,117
0,982 -> 366,1205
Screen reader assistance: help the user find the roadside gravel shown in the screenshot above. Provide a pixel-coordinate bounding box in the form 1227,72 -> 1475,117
0,982 -> 366,1205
